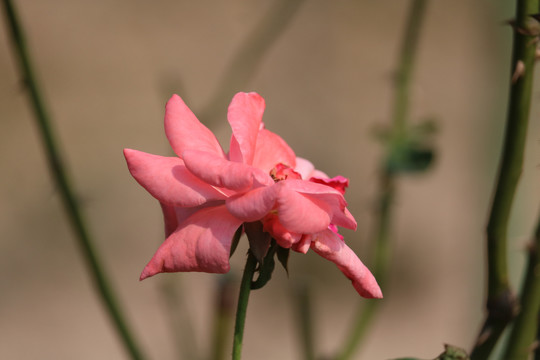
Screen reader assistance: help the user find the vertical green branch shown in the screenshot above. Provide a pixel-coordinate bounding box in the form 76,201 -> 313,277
333,1 -> 428,359
1,1 -> 145,359
470,0 -> 539,358
503,210 -> 540,360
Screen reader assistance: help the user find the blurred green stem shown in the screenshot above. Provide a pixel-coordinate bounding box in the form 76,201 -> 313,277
469,1 -> 538,358
392,0 -> 427,133
294,282 -> 316,360
232,251 -> 258,360
160,278 -> 199,360
1,1 -> 145,359
333,1 -> 427,359
503,210 -> 540,360
199,0 -> 305,124
334,172 -> 394,360
211,275 -> 235,360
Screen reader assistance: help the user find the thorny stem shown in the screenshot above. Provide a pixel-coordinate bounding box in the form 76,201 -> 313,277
470,0 -> 539,358
1,1 -> 145,359
333,1 -> 427,359
232,251 -> 258,360
503,210 -> 540,360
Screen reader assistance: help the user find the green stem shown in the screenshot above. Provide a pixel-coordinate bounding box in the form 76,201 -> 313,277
470,1 -> 538,358
333,1 -> 427,359
232,251 -> 258,360
1,2 -> 145,359
503,210 -> 540,360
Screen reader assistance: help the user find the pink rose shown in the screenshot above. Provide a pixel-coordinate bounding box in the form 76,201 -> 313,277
124,92 -> 381,298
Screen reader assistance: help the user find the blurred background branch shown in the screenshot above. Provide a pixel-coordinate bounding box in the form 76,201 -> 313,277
1,1 -> 146,359
198,0 -> 306,125
333,1 -> 431,359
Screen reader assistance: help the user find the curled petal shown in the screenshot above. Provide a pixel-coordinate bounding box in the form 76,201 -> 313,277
310,229 -> 382,299
331,207 -> 357,231
226,185 -> 278,222
140,205 -> 242,279
292,234 -> 311,254
164,94 -> 226,159
124,149 -> 226,207
277,180 -> 357,232
310,175 -> 349,195
253,129 -> 296,172
275,182 -> 333,234
228,92 -> 265,165
262,213 -> 302,248
183,150 -> 273,191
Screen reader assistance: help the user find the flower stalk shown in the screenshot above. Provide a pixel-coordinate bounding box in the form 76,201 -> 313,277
1,1 -> 145,359
470,0 -> 539,358
232,250 -> 258,360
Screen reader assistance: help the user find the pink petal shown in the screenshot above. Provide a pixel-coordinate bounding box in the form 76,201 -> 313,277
161,204 -> 209,238
291,234 -> 311,254
262,214 -> 302,248
140,205 -> 242,279
275,180 -> 357,233
331,207 -> 357,231
183,150 -> 273,191
311,169 -> 329,179
228,92 -> 265,165
160,203 -> 178,238
226,185 -> 279,222
124,149 -> 226,207
252,129 -> 296,172
284,180 -> 357,230
310,175 -> 349,195
294,157 -> 315,180
164,94 -> 226,159
274,182 -> 333,234
310,229 -> 382,299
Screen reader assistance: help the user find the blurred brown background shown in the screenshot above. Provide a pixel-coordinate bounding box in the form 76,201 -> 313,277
1,0 -> 539,359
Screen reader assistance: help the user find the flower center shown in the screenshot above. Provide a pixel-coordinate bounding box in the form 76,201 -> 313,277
269,163 -> 301,182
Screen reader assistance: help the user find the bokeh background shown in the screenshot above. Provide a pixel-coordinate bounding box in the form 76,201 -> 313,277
1,0 -> 539,359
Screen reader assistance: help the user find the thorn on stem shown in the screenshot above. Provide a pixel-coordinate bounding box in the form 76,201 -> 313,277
507,14 -> 540,36
528,340 -> 540,353
476,327 -> 492,347
512,60 -> 526,83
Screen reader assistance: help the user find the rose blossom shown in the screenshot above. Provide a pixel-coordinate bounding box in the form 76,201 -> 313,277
124,92 -> 382,298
